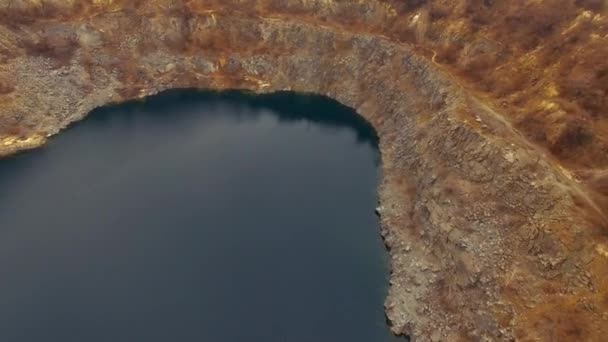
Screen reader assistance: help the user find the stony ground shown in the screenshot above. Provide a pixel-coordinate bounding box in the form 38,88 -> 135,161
0,1 -> 607,341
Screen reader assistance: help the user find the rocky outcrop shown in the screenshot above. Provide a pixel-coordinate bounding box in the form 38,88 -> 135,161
0,1 -> 607,341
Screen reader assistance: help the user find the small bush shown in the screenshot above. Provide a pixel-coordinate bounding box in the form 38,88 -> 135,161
0,80 -> 14,94
575,0 -> 605,11
0,1 -> 65,26
21,32 -> 80,67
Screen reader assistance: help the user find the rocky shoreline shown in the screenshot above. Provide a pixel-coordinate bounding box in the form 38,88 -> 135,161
1,2 -> 607,341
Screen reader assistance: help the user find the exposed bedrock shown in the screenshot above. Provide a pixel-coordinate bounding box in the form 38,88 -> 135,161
0,1 -> 607,341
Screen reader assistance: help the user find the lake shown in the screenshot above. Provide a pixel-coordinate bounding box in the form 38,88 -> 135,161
0,90 -> 401,341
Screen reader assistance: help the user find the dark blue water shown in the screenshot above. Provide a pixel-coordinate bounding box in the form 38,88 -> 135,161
0,90 -> 398,342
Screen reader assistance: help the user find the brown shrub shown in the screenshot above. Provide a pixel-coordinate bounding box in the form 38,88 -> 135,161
0,1 -> 68,26
489,69 -> 530,97
0,80 -> 14,94
435,44 -> 462,65
389,17 -> 416,43
551,123 -> 594,158
458,40 -> 501,79
531,305 -> 590,341
558,43 -> 608,118
21,32 -> 79,67
429,3 -> 450,21
575,0 -> 606,11
435,278 -> 459,313
591,173 -> 608,196
500,0 -> 577,51
389,0 -> 427,14
517,115 -> 548,145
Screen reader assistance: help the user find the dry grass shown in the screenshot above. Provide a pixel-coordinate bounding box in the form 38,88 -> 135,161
363,0 -> 607,170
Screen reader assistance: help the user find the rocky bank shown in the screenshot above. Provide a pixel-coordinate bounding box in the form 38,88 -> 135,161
0,1 -> 607,341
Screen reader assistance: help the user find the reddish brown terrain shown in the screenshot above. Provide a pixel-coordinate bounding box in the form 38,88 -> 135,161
0,1 -> 607,341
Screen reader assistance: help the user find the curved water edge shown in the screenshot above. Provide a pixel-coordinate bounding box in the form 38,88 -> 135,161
0,89 -> 407,341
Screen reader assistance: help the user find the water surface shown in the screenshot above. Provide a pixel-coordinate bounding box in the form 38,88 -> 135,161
0,90 -> 398,342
